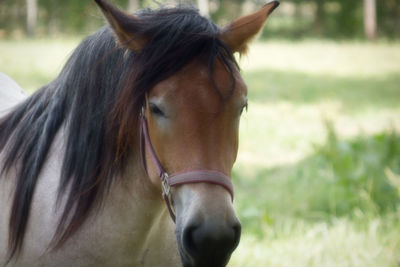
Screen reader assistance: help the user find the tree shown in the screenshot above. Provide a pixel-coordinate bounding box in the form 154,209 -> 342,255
314,0 -> 325,35
26,0 -> 37,36
364,0 -> 377,40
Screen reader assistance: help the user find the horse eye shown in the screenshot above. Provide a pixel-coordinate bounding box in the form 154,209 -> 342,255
149,103 -> 165,117
240,103 -> 248,115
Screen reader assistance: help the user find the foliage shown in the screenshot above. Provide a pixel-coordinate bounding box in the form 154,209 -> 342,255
260,0 -> 400,39
377,0 -> 400,38
320,123 -> 400,213
1,0 -> 400,39
231,127 -> 400,266
234,127 -> 400,234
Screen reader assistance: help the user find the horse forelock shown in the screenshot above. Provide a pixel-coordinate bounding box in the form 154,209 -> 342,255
0,6 -> 238,261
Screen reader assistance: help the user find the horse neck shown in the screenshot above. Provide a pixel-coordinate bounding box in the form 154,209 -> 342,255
101,144 -> 169,227
114,150 -> 162,211
88,150 -> 177,258
52,130 -> 173,256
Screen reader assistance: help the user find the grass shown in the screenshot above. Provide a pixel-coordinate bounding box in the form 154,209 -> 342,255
244,70 -> 400,111
0,37 -> 80,92
240,41 -> 400,77
234,127 -> 400,228
229,40 -> 400,267
231,215 -> 400,267
1,38 -> 400,266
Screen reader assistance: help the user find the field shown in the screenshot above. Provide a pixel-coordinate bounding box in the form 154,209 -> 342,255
1,38 -> 400,266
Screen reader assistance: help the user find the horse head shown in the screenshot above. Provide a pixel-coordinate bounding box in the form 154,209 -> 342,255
95,1 -> 279,266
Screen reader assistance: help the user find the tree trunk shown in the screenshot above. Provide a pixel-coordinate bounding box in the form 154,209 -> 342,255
197,0 -> 210,17
314,0 -> 324,35
364,0 -> 377,41
128,0 -> 139,13
26,0 -> 37,37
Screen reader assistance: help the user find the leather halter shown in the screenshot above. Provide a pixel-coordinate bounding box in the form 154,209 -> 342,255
140,113 -> 234,222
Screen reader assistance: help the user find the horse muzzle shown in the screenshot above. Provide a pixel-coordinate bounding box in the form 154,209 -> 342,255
173,183 -> 241,267
180,218 -> 241,267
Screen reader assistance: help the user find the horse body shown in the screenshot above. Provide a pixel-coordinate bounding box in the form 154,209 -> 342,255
0,79 -> 179,267
0,1 -> 278,266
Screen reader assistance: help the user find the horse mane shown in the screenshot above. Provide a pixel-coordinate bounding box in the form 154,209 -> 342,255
0,6 -> 238,261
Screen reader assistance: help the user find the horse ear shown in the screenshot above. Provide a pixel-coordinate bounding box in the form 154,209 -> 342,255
220,1 -> 279,54
94,0 -> 147,50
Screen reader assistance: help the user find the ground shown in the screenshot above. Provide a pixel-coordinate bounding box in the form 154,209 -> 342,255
1,38 -> 399,267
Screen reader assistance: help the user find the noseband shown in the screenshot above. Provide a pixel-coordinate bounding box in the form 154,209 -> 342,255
140,113 -> 234,222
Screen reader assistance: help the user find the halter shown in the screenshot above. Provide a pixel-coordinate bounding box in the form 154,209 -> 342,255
140,112 -> 234,222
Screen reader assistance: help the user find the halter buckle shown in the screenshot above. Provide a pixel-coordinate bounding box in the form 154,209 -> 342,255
161,173 -> 170,196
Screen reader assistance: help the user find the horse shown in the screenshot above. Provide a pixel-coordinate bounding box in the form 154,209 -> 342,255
0,1 -> 279,266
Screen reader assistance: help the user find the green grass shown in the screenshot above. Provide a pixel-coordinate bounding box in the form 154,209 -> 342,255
234,127 -> 400,226
244,70 -> 400,111
1,38 -> 400,266
231,214 -> 400,267
240,41 -> 400,77
0,37 -> 80,92
229,41 -> 400,267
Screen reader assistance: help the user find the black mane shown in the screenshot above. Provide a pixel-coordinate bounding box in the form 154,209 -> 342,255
0,7 -> 237,260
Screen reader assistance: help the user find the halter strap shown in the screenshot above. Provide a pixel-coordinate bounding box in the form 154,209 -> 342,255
140,114 -> 234,222
140,113 -> 166,177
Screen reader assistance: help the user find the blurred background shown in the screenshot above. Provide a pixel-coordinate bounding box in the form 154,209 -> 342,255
1,0 -> 400,266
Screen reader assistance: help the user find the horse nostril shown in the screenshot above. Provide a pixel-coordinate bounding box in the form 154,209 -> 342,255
181,220 -> 242,265
182,224 -> 198,257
